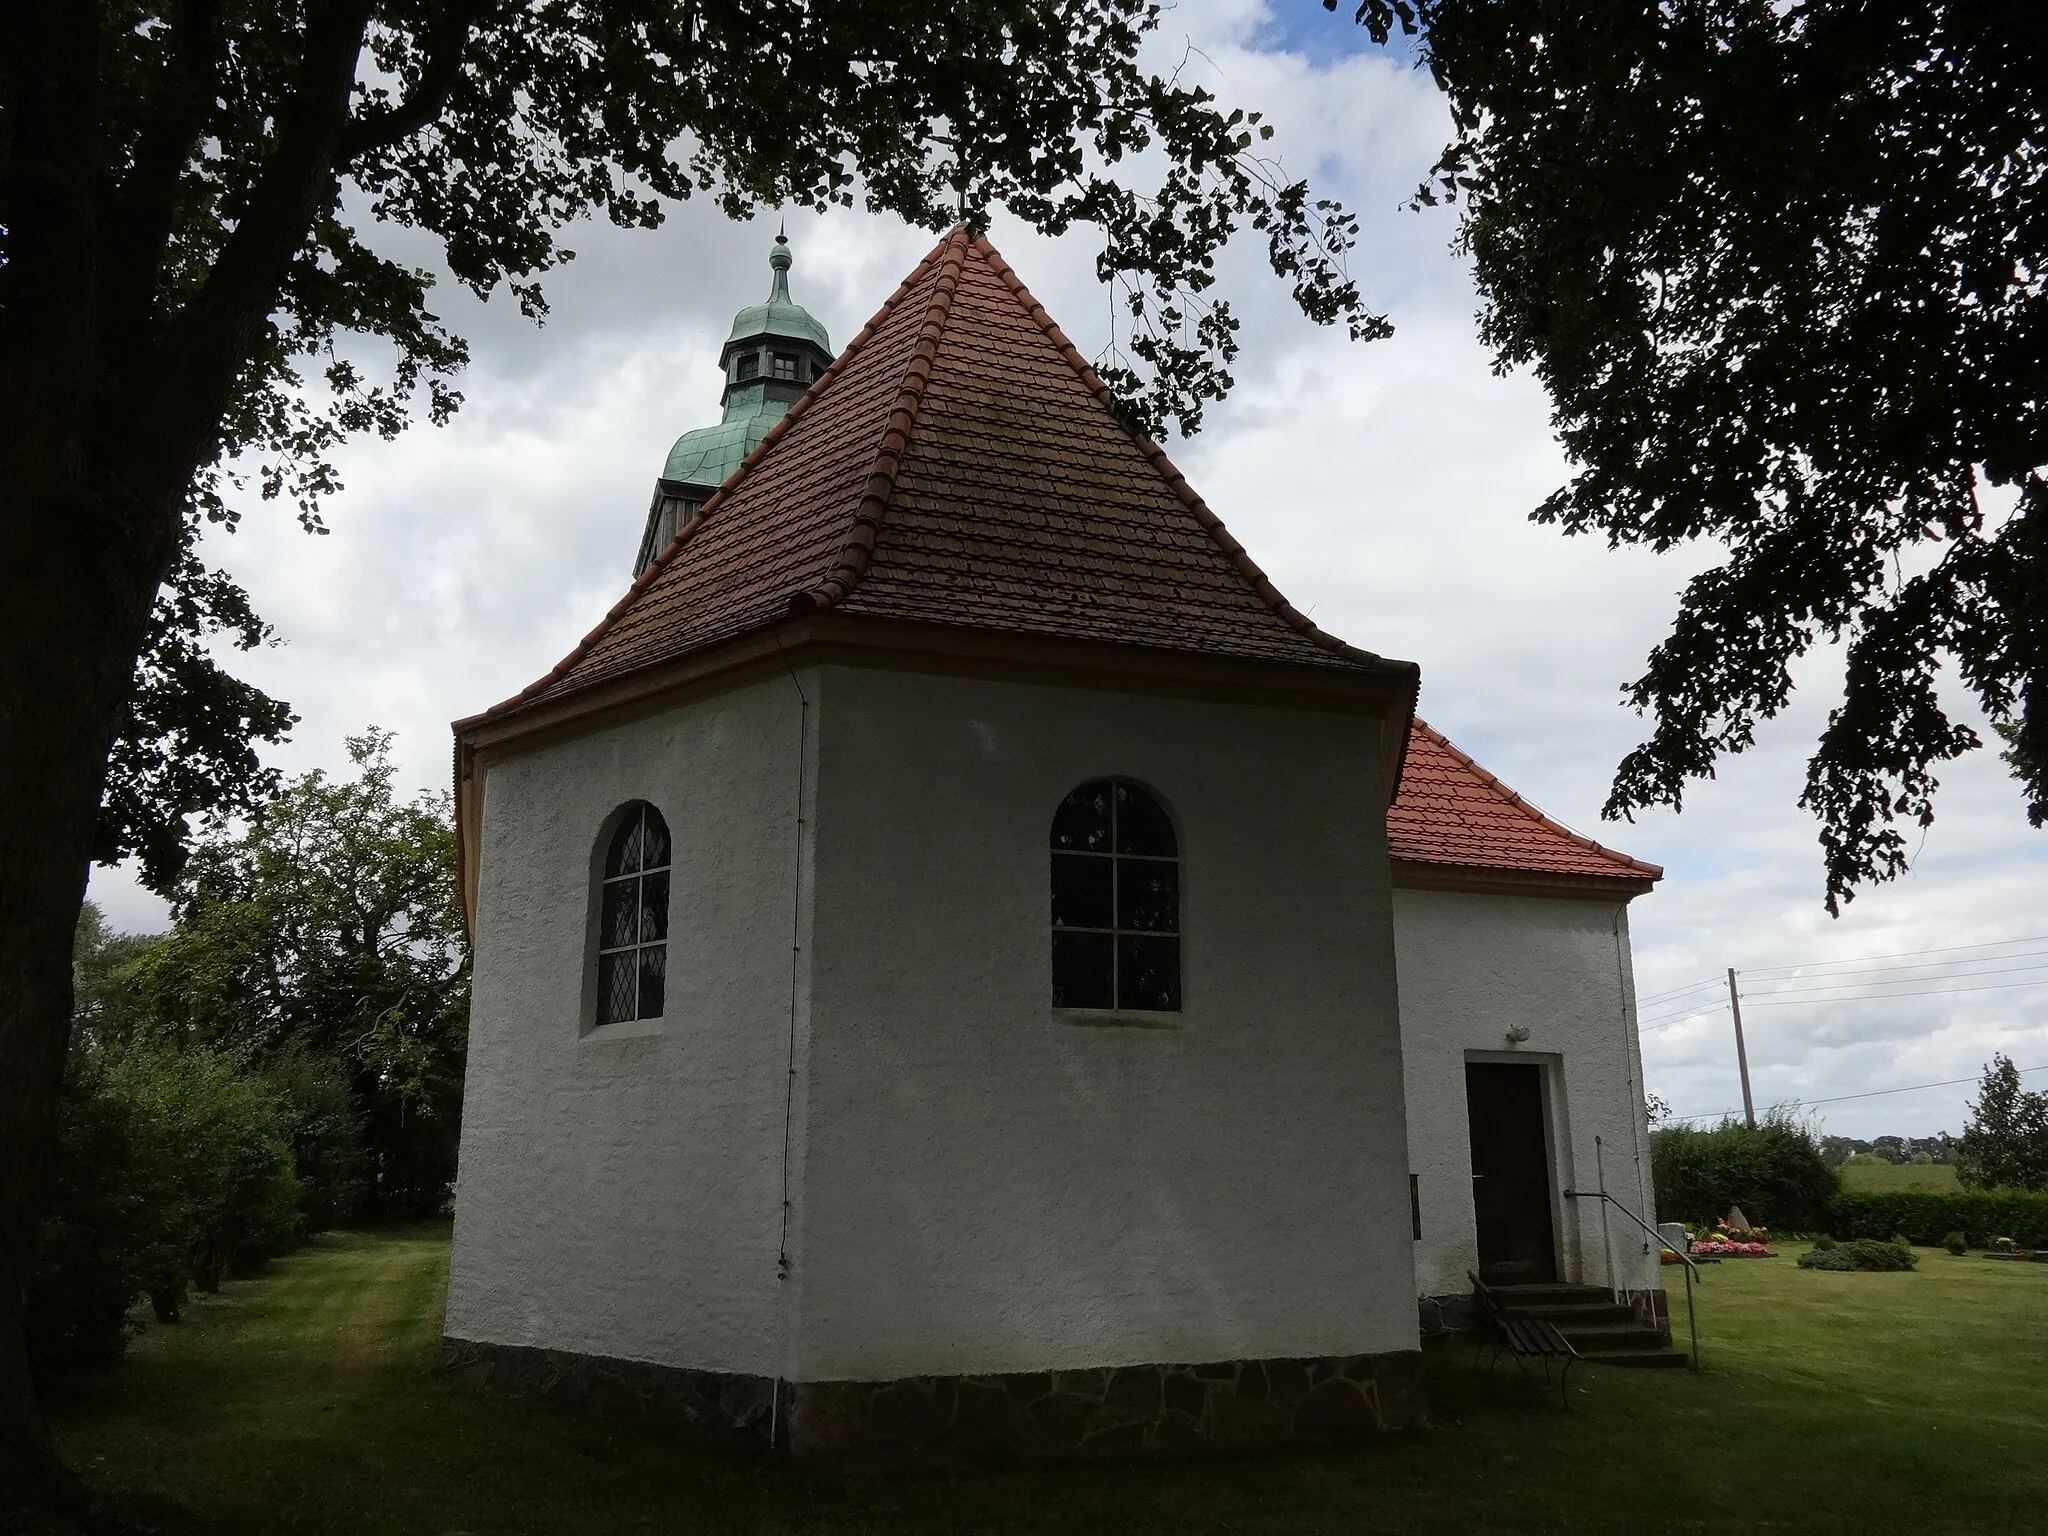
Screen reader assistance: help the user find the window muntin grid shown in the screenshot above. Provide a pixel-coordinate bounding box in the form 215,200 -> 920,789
771,351 -> 799,380
597,803 -> 670,1025
1049,779 -> 1181,1011
735,352 -> 759,380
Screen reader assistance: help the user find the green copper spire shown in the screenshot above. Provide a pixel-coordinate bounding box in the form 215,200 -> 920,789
636,235 -> 837,575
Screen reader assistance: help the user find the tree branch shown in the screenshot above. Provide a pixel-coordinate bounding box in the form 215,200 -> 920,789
103,0 -> 227,369
123,0 -> 374,511
338,1 -> 481,163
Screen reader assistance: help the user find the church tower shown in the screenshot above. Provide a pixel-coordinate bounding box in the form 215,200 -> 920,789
632,234 -> 835,575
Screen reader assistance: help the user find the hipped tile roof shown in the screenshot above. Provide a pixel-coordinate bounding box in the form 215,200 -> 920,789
480,230 -> 1413,720
465,231 -> 1656,894
1388,720 -> 1662,887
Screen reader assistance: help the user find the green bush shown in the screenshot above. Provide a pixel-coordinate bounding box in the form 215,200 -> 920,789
1812,1232 -> 1838,1250
27,1053 -> 168,1371
1945,1231 -> 1968,1255
1799,1238 -> 1916,1272
1829,1189 -> 2048,1248
266,1046 -> 366,1233
1652,1112 -> 1839,1230
29,1041 -> 302,1373
136,1049 -> 303,1293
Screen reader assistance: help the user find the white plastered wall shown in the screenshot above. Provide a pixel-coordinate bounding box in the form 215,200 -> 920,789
1392,889 -> 1660,1299
445,669 -> 816,1378
791,664 -> 1418,1381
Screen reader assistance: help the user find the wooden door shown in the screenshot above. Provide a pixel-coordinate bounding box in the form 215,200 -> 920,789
1465,1061 -> 1558,1286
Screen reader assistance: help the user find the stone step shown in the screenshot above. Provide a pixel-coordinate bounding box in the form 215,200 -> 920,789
1578,1346 -> 1691,1369
1556,1323 -> 1671,1354
1491,1283 -> 1613,1304
1503,1301 -> 1638,1327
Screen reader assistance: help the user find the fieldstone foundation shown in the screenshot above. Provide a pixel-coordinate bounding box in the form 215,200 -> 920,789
443,1337 -> 1426,1467
441,1337 -> 776,1444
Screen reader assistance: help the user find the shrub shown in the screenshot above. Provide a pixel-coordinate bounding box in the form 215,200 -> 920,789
27,1052 -> 169,1372
1652,1111 -> 1838,1230
29,1041 -> 302,1373
1945,1231 -> 1968,1255
1812,1233 -> 1838,1250
1799,1238 -> 1916,1272
266,1046 -> 366,1234
135,1050 -> 304,1292
1830,1189 -> 2048,1249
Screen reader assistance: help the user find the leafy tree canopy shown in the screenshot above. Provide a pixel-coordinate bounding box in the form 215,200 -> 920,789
1351,0 -> 2047,909
1957,1053 -> 2048,1192
133,729 -> 466,1215
101,546 -> 297,894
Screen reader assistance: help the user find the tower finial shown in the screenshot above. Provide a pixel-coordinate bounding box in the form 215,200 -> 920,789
767,226 -> 793,301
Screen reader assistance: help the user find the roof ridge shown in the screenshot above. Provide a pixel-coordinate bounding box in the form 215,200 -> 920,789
970,235 -> 1413,683
469,234 -> 959,724
1410,718 -> 1663,879
788,227 -> 970,615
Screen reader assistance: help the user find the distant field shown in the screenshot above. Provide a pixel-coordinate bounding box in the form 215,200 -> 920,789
1839,1159 -> 1962,1193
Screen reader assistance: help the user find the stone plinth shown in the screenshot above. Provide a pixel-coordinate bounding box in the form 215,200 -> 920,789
443,1337 -> 1427,1467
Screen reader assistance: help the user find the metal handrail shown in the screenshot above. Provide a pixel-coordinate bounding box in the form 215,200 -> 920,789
1563,1187 -> 1701,1370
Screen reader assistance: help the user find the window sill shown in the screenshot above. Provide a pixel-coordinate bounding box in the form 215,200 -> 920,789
1054,1008 -> 1184,1030
582,1017 -> 666,1042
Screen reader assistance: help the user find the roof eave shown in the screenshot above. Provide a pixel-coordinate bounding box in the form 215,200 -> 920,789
1389,858 -> 1660,903
454,609 -> 1416,753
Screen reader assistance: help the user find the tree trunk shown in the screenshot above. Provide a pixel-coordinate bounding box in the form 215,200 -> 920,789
0,0 -> 373,1515
0,470 -> 179,1524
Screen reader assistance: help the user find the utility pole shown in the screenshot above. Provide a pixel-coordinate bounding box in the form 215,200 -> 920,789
1727,967 -> 1756,1127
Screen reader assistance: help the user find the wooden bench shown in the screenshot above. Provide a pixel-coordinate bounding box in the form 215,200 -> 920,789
1469,1272 -> 1579,1408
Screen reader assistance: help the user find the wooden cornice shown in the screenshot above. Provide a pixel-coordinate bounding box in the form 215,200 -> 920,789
1389,859 -> 1655,904
455,611 -> 1415,756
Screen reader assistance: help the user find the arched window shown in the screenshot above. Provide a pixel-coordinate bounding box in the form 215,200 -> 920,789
597,803 -> 670,1025
1050,779 -> 1181,1011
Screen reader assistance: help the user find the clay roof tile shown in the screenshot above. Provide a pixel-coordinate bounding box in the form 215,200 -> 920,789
1388,719 -> 1662,886
474,231 -> 1414,723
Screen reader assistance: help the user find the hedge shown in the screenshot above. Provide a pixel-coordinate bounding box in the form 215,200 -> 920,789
1829,1189 -> 2048,1248
1651,1117 -> 1837,1231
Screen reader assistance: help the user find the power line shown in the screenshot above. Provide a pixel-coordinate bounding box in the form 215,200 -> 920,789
1636,976 -> 1724,1009
1739,933 -> 2048,978
1665,1063 -> 2048,1125
1637,947 -> 2048,1022
1630,1015 -> 1728,1040
1742,949 -> 2048,986
1637,998 -> 1725,1028
1743,975 -> 2048,1008
1741,961 -> 2048,1000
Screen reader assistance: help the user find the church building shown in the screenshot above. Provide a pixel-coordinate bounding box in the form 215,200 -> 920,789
444,230 -> 1667,1464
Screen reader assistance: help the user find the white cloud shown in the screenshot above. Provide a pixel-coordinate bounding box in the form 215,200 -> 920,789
89,0 -> 2048,1138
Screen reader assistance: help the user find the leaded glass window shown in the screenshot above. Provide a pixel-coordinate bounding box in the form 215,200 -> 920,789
597,803 -> 670,1025
1050,779 -> 1181,1011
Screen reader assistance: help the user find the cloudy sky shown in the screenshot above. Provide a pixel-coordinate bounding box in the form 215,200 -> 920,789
90,0 -> 2047,1138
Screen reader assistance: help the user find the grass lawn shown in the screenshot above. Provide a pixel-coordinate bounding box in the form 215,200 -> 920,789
1838,1159 -> 1963,1193
44,1226 -> 2048,1535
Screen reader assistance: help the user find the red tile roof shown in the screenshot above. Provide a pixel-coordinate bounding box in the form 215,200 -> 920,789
459,233 -> 1654,898
478,230 -> 1414,721
1389,720 -> 1662,887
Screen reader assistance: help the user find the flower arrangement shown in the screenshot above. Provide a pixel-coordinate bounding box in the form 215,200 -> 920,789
1686,1221 -> 1773,1257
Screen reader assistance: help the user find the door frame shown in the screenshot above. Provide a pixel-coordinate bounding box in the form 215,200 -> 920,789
1463,1050 -> 1574,1285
